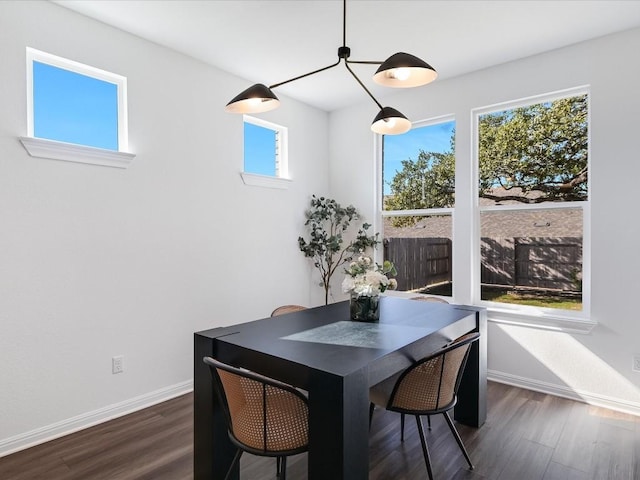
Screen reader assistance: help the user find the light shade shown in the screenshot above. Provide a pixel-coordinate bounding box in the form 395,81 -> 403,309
371,107 -> 412,135
225,83 -> 280,114
373,52 -> 437,88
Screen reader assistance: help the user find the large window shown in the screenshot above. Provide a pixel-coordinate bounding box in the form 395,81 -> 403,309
474,89 -> 589,315
381,118 -> 456,298
21,48 -> 133,168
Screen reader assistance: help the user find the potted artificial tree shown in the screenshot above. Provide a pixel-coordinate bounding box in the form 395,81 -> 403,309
298,195 -> 379,305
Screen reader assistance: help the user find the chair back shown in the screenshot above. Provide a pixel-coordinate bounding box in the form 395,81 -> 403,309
410,296 -> 450,304
387,332 -> 480,413
270,305 -> 308,316
203,357 -> 309,455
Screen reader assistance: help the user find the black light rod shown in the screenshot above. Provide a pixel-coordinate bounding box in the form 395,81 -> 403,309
346,59 -> 384,65
343,0 -> 346,47
344,62 -> 383,110
269,59 -> 341,89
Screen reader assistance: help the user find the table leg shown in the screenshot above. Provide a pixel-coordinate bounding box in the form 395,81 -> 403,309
454,308 -> 487,427
194,332 -> 238,480
307,369 -> 370,480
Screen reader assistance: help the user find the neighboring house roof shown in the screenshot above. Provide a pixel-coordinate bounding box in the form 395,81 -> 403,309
384,188 -> 584,239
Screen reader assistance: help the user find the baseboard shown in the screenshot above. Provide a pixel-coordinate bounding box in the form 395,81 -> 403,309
0,380 -> 193,458
488,369 -> 640,417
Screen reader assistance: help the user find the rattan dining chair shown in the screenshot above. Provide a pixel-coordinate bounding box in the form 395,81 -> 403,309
393,295 -> 452,437
203,356 -> 309,480
409,296 -> 450,304
270,304 -> 308,316
369,332 -> 480,480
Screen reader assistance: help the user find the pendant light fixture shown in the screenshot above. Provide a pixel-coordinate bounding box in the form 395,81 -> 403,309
224,0 -> 437,135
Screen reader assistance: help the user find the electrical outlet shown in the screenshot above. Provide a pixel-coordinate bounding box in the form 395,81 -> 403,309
633,355 -> 640,373
112,356 -> 124,374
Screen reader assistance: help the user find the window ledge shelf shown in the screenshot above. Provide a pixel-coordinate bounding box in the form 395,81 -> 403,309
487,307 -> 596,334
240,172 -> 292,189
20,137 -> 135,169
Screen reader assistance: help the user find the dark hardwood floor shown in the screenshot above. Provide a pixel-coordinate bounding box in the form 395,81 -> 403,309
1,382 -> 638,479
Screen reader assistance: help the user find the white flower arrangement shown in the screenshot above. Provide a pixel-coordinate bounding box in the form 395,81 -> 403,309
342,255 -> 398,297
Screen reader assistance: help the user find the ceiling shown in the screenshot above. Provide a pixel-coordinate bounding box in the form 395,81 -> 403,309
53,0 -> 640,112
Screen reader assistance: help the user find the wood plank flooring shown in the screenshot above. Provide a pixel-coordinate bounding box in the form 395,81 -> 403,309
1,382 -> 638,479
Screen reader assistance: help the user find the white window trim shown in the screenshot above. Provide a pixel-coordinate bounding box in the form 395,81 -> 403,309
471,86 -> 592,332
21,48 -> 135,168
242,115 -> 289,187
19,136 -> 135,169
382,207 -> 454,217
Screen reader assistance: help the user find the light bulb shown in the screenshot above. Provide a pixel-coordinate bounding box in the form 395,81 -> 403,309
388,68 -> 411,81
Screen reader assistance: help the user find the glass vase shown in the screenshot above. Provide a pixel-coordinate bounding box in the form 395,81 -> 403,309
350,293 -> 380,322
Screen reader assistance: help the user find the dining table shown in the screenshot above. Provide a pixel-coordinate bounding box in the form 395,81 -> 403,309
193,295 -> 486,480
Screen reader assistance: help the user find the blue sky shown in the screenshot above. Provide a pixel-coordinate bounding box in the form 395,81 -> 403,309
33,61 -> 118,150
383,121 -> 455,195
244,122 -> 276,176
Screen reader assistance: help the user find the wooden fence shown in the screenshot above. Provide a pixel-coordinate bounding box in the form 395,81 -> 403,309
383,237 -> 452,291
481,236 -> 582,291
385,236 -> 582,292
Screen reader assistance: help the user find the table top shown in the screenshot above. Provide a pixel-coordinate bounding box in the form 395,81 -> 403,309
196,296 -> 478,387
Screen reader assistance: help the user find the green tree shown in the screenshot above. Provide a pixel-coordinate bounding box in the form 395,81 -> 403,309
478,94 -> 588,202
298,195 -> 379,304
386,94 -> 588,227
385,150 -> 455,226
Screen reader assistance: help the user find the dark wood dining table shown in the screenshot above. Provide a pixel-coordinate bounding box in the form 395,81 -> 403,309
194,295 -> 486,480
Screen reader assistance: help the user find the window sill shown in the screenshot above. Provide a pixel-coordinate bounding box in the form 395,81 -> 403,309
383,291 -> 595,334
487,306 -> 596,334
20,137 -> 135,169
240,172 -> 292,189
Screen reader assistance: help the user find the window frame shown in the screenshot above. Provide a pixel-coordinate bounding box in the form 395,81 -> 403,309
377,115 -> 456,301
20,47 -> 134,168
241,115 -> 290,189
471,86 -> 593,332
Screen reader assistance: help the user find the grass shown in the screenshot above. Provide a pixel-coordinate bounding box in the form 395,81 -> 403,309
481,288 -> 582,311
418,282 -> 583,311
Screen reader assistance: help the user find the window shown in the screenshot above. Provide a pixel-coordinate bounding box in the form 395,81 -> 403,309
241,115 -> 289,189
474,89 -> 589,318
20,48 -> 134,168
380,117 -> 456,299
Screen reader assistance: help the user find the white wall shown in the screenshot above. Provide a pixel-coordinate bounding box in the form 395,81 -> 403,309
0,1 -> 329,454
329,28 -> 640,414
3,0 -> 640,459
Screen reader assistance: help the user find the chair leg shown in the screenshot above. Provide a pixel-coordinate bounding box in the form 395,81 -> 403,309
400,413 -> 405,441
278,456 -> 287,480
369,402 -> 375,429
415,415 -> 434,480
443,411 -> 474,469
223,449 -> 243,480
427,414 -> 431,430
276,456 -> 281,477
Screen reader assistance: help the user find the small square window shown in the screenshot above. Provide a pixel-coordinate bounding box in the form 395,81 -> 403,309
243,116 -> 288,178
27,48 -> 127,151
21,48 -> 134,168
33,61 -> 119,150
